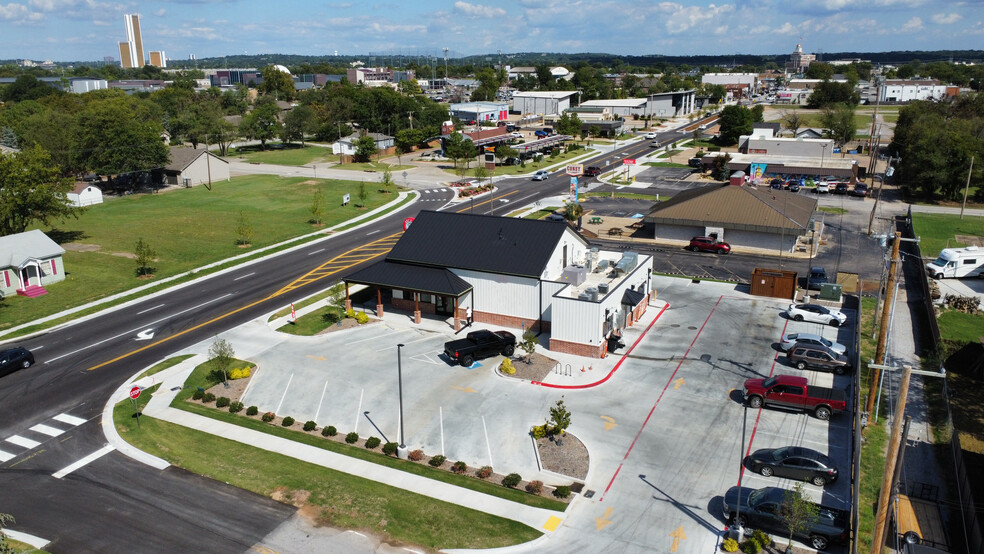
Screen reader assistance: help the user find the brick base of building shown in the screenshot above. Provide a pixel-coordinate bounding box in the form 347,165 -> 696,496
549,338 -> 607,358
473,311 -> 550,334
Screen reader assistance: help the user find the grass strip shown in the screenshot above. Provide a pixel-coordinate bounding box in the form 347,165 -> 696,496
137,355 -> 195,380
115,387 -> 543,550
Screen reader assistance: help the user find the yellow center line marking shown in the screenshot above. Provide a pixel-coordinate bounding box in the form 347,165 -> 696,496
87,232 -> 403,372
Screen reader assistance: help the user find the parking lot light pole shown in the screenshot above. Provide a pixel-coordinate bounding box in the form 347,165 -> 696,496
396,343 -> 408,459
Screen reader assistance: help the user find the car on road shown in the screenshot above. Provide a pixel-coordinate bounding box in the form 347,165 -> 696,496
444,330 -> 516,367
785,303 -> 847,327
780,332 -> 847,355
532,170 -> 550,181
746,446 -> 839,486
0,347 -> 34,377
644,132 -> 657,139
853,183 -> 869,197
806,267 -> 829,290
788,344 -> 852,375
688,236 -> 731,254
584,166 -> 602,177
650,140 -> 661,148
722,486 -> 849,550
688,157 -> 702,168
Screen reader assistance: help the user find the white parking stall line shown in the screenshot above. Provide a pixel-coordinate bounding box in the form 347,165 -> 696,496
53,414 -> 87,426
354,389 -> 364,434
6,435 -> 41,449
52,445 -> 115,479
440,407 -> 445,457
314,380 -> 329,422
0,449 -> 16,462
482,416 -> 494,470
29,424 -> 66,437
274,373 -> 294,416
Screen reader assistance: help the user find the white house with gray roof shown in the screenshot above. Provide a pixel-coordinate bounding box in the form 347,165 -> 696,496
0,230 -> 66,298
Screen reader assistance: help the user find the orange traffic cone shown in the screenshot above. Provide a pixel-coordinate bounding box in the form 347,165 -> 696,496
581,366 -> 585,372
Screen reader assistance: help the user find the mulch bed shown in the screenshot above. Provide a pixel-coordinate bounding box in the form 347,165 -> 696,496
503,352 -> 560,382
535,433 -> 589,480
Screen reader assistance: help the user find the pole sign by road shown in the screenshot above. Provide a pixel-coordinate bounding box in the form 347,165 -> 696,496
622,158 -> 636,166
566,164 -> 584,176
570,177 -> 578,202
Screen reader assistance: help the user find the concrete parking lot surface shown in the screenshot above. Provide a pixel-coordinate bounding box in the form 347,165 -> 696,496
154,275 -> 855,553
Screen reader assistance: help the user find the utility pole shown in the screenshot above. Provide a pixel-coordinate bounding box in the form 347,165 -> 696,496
408,111 -> 414,130
870,367 -> 911,554
960,156 -> 974,220
866,231 -> 901,416
868,156 -> 894,235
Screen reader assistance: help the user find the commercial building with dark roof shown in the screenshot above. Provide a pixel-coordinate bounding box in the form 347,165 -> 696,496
644,183 -> 817,253
344,210 -> 654,358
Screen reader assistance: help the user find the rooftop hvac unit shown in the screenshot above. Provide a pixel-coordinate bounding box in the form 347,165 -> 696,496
598,282 -> 610,294
561,264 -> 587,286
578,291 -> 592,301
586,287 -> 599,301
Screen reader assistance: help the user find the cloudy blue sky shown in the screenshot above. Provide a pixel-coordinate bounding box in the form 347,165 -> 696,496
1,0 -> 981,62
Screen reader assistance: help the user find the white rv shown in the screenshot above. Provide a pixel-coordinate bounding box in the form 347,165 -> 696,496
925,246 -> 984,279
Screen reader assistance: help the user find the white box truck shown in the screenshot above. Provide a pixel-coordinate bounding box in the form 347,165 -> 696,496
925,245 -> 984,279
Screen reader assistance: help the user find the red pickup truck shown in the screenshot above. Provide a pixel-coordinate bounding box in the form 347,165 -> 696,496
743,375 -> 847,420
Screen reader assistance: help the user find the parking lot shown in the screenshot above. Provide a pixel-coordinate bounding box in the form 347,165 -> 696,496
227,276 -> 855,553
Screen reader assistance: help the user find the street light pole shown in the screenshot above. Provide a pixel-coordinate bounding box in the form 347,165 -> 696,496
396,343 -> 408,459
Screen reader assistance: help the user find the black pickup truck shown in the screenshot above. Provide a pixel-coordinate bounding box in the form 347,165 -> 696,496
444,330 -> 516,367
722,486 -> 849,550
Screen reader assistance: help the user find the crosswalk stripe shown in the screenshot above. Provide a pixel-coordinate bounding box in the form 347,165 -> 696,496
6,435 -> 41,449
53,414 -> 86,426
53,445 -> 115,479
0,449 -> 15,462
30,424 -> 66,437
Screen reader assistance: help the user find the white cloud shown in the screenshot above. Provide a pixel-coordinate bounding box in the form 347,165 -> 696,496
155,8 -> 166,16
654,2 -> 735,34
0,3 -> 30,19
931,13 -> 961,24
453,1 -> 506,18
900,16 -> 923,31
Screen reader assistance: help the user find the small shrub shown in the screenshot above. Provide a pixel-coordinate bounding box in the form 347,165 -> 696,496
229,401 -> 244,413
502,473 -> 522,488
740,538 -> 761,554
345,308 -> 356,318
382,442 -> 398,456
451,461 -> 467,474
365,437 -> 381,449
303,420 -> 317,432
322,310 -> 342,325
722,538 -> 739,553
708,146 -> 721,152
751,529 -> 771,548
216,396 -> 230,408
355,311 -> 369,324
477,466 -> 493,479
192,389 -> 204,400
408,449 -> 424,462
246,405 -> 258,416
525,480 -> 543,494
203,392 -> 216,403
501,358 -> 515,375
428,454 -> 446,467
554,485 -> 571,498
281,416 -> 295,427
262,411 -> 275,422
322,425 -> 337,437
531,424 -> 547,439
345,432 -> 359,444
229,367 -> 252,379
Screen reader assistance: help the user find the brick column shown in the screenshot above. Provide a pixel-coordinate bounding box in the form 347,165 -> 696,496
454,317 -> 460,332
414,310 -> 421,324
345,298 -> 352,311
376,304 -> 384,318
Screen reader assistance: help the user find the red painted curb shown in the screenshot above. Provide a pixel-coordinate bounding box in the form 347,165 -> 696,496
531,302 -> 670,390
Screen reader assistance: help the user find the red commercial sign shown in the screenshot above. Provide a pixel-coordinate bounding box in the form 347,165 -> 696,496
622,158 -> 636,165
129,386 -> 141,399
403,217 -> 415,231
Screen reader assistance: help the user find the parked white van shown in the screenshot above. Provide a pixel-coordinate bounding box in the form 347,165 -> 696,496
925,246 -> 984,279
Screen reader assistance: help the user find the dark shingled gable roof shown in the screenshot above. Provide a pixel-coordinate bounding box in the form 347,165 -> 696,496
386,210 -> 582,279
345,261 -> 472,296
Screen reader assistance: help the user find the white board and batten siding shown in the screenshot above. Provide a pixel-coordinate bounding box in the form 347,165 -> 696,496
452,270 -> 542,320
541,230 -> 591,280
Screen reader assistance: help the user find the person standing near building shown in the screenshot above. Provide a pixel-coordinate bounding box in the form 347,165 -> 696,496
465,306 -> 472,326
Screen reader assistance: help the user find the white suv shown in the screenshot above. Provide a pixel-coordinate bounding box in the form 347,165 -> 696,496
531,170 -> 550,181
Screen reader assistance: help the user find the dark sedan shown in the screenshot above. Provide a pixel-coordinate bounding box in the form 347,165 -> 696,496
0,347 -> 35,378
722,486 -> 849,550
746,446 -> 839,486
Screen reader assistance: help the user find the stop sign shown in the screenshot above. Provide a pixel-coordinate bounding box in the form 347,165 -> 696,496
129,386 -> 141,399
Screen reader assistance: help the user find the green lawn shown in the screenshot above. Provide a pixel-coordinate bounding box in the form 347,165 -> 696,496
938,309 -> 984,344
644,160 -> 688,168
269,283 -> 345,320
818,207 -> 848,215
114,387 -> 542,550
856,296 -> 888,554
522,208 -> 561,219
276,304 -> 347,335
584,192 -> 662,200
911,213 -> 984,257
881,114 -> 899,123
1,176 -> 401,332
227,144 -> 339,166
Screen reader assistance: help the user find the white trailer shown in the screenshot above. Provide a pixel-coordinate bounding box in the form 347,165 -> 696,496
926,246 -> 984,279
